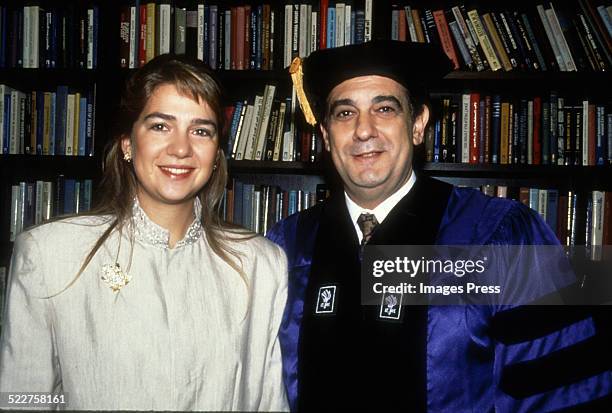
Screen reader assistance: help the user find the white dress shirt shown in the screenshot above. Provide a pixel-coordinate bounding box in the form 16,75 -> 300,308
345,172 -> 417,243
0,198 -> 289,411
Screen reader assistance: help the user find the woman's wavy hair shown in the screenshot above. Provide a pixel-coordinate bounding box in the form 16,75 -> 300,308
64,54 -> 252,292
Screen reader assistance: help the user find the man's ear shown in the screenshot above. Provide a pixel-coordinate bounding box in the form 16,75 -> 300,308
121,135 -> 132,158
412,105 -> 429,146
320,123 -> 331,152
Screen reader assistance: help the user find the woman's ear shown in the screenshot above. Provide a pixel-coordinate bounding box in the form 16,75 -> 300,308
121,135 -> 132,160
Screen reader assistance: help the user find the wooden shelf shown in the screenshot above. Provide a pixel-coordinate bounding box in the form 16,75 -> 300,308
217,69 -> 287,81
0,68 -> 100,87
229,160 -> 324,175
0,155 -> 102,181
437,70 -> 611,95
229,160 -> 611,190
420,163 -> 612,190
422,163 -> 611,173
116,67 -> 286,80
444,71 -> 612,81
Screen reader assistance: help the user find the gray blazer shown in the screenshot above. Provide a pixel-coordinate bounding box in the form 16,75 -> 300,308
0,204 -> 289,411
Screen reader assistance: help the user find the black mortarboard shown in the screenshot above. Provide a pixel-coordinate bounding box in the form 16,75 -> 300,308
290,40 -> 453,125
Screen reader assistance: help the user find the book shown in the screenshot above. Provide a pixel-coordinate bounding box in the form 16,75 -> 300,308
510,11 -> 540,71
197,4 -> 205,61
42,92 -> 51,155
284,4 -> 293,67
448,19 -> 473,69
65,93 -> 75,155
0,84 -> 9,153
533,97 -> 542,165
17,182 -> 26,234
591,191 -> 604,260
311,8 -> 318,52
282,92 -> 296,161
263,4 -> 271,69
575,12 -> 606,71
235,103 -> 254,160
364,0 -> 372,41
327,4 -> 336,48
491,95 -> 501,163
527,99 -> 533,163
242,183 -> 254,231
263,102 -> 280,161
72,92 -> 80,155
469,92 -> 480,163
404,6 -> 417,42
520,13 -> 548,71
467,9 -> 501,71
336,3 -> 345,48
244,94 -> 264,160
433,10 -> 459,69
423,9 -> 441,45
483,95 -> 491,163
344,4 -> 351,46
78,96 -> 87,156
9,90 -> 20,154
546,3 -> 577,71
254,85 -> 276,160
230,101 -> 247,159
412,8 -> 425,43
597,5 -> 612,38
482,13 -> 512,71
128,1 -> 138,68
10,185 -> 20,241
273,101 -> 287,161
87,6 -> 98,69
185,6 -> 198,60
317,0 -> 328,49
579,0 -> 612,69
547,189 -> 559,234
175,6 -> 186,55
34,91 -> 43,154
452,6 -> 485,71
42,181 -> 52,221
209,5 -> 218,68
48,91 -> 56,155
552,3 -> 591,71
64,179 -> 75,214
119,6 -> 130,67
538,189 -> 548,222
223,9 -> 231,69
145,2 -> 155,63
461,93 -> 470,163
536,4 -> 566,71
227,101 -> 243,157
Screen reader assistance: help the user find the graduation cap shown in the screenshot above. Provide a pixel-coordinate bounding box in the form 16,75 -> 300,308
290,40 -> 454,125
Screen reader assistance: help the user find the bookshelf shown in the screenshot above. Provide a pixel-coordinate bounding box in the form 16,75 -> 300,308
0,0 -> 109,270
0,0 -> 610,271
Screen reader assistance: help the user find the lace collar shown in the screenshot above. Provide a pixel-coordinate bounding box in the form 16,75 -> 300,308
131,197 -> 203,249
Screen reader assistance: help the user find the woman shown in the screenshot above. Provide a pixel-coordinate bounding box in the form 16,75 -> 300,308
0,55 -> 289,411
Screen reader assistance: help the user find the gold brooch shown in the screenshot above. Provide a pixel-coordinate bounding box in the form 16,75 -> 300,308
101,263 -> 131,293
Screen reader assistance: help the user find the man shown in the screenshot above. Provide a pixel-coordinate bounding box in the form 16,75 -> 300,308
267,41 -> 611,412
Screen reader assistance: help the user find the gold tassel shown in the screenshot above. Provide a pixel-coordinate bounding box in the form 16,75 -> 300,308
289,57 -> 317,126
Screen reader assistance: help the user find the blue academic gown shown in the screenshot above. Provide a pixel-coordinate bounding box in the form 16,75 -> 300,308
267,176 -> 612,412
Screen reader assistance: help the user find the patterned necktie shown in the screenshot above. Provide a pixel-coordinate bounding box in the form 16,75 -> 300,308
357,213 -> 379,246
